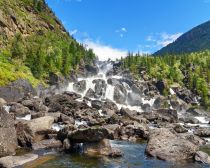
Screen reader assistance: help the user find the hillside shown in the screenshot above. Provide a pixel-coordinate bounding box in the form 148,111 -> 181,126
0,0 -> 95,87
154,20 -> 210,55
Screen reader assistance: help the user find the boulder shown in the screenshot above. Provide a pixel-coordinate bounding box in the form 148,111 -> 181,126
9,103 -> 30,117
174,124 -> 188,133
85,88 -> 95,98
0,107 -> 18,157
63,91 -> 81,100
21,98 -> 48,112
155,80 -> 167,94
114,84 -> 127,104
63,138 -> 71,152
0,79 -> 36,102
68,127 -> 111,143
32,139 -> 62,150
83,139 -> 122,157
73,80 -> 86,93
194,151 -> 210,164
91,100 -> 103,110
0,154 -> 38,168
146,128 -> 199,161
194,128 -> 210,137
93,79 -> 106,98
127,92 -> 142,106
120,121 -> 149,140
15,116 -> 54,146
85,64 -> 99,76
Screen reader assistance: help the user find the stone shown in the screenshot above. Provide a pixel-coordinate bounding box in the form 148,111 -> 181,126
0,107 -> 17,157
194,151 -> 210,164
68,127 -> 111,143
194,128 -> 210,137
73,80 -> 86,93
63,138 -> 71,152
0,154 -> 38,168
146,128 -> 199,161
32,139 -> 62,150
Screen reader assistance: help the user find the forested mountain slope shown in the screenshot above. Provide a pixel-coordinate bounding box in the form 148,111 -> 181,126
0,0 -> 95,87
154,20 -> 210,55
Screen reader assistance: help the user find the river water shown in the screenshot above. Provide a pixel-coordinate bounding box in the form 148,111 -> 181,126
30,141 -> 208,168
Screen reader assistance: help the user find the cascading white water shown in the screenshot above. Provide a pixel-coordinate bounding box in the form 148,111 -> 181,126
66,61 -> 155,113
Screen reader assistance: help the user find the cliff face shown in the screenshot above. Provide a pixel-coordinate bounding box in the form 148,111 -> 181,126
0,0 -> 68,48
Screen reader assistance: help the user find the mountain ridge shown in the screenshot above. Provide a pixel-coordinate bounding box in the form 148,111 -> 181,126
154,20 -> 210,55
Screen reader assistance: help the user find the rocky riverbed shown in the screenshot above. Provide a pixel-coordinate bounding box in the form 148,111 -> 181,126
0,61 -> 210,168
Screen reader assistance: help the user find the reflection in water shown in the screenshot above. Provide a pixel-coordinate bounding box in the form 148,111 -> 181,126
32,141 -> 207,168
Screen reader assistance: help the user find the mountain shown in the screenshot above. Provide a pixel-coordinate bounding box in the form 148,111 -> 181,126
154,20 -> 210,55
0,0 -> 95,87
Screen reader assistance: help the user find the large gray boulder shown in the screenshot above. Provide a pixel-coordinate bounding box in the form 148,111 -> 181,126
146,128 -> 199,161
73,80 -> 86,93
0,107 -> 18,157
0,154 -> 38,168
15,116 -> 54,147
68,127 -> 111,143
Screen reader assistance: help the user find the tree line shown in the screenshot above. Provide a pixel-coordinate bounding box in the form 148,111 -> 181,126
122,51 -> 210,108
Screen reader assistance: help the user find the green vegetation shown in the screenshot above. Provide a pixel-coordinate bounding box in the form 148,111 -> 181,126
0,0 -> 96,87
155,20 -> 210,55
122,51 -> 210,108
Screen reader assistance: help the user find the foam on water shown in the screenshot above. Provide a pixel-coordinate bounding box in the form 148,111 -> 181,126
194,116 -> 209,124
3,105 -> 11,113
52,123 -> 64,132
75,120 -> 88,128
16,114 -> 31,121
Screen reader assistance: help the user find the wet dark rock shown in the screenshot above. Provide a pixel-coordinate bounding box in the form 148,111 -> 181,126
146,128 -> 199,161
45,94 -> 89,116
120,121 -> 149,140
68,127 -> 111,143
9,103 -> 30,117
127,92 -> 142,106
194,128 -> 210,137
21,98 -> 48,112
0,79 -> 36,102
63,91 -> 82,100
155,80 -> 167,94
141,103 -> 152,112
93,79 -> 106,98
91,100 -> 103,110
85,88 -> 95,98
73,80 -> 86,93
107,78 -> 121,86
174,124 -> 188,133
85,64 -> 99,76
108,148 -> 123,158
114,84 -> 127,104
153,96 -> 169,109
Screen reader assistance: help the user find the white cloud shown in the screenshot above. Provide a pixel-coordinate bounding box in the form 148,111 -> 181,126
82,39 -> 127,61
146,32 -> 183,47
70,29 -> 78,35
116,27 -> 127,38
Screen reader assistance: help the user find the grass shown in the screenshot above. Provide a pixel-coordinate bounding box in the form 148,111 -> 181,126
0,52 -> 42,87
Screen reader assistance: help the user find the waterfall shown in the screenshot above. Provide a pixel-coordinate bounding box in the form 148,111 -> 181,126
66,61 -> 155,112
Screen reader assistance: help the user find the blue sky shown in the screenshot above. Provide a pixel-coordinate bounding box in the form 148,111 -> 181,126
46,0 -> 210,60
